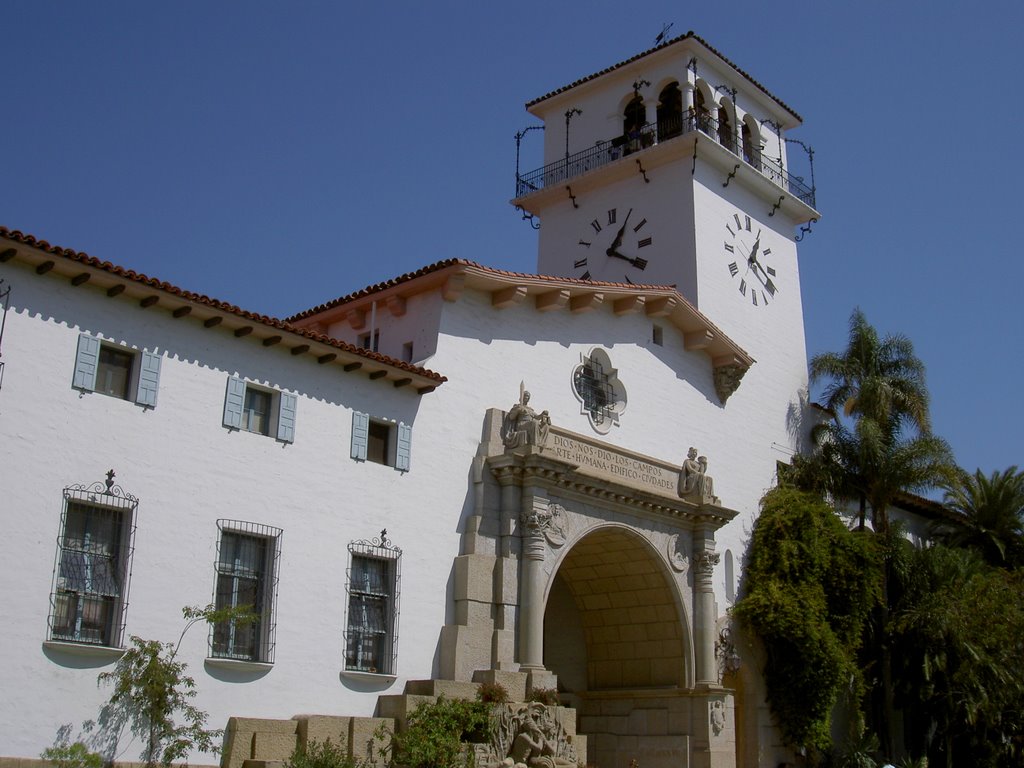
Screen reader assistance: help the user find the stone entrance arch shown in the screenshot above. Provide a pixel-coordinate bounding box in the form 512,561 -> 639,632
441,407 -> 740,768
544,525 -> 691,697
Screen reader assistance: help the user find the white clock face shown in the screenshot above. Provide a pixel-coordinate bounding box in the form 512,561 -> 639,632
574,205 -> 653,284
723,211 -> 779,308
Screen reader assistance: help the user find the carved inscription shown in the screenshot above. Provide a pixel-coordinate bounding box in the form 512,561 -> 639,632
550,433 -> 678,495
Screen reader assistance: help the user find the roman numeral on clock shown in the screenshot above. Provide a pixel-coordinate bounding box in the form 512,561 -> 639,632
580,270 -> 591,280
724,242 -> 734,253
638,237 -> 652,248
590,220 -> 602,234
633,218 -> 647,232
728,261 -> 739,277
574,258 -> 587,269
578,239 -> 591,248
739,279 -> 747,296
607,208 -> 617,224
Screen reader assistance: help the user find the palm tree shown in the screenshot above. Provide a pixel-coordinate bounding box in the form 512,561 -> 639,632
804,309 -> 954,759
939,466 -> 1024,568
806,308 -> 953,532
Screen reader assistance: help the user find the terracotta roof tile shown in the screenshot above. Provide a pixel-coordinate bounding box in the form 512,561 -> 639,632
526,30 -> 802,123
287,258 -> 678,323
0,226 -> 446,384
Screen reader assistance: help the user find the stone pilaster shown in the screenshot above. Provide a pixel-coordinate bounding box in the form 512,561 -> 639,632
693,521 -> 720,687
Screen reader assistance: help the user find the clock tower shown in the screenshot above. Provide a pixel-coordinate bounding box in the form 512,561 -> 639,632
513,31 -> 819,363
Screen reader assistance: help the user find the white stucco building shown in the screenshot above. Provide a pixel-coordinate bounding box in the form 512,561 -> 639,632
0,32 -> 820,768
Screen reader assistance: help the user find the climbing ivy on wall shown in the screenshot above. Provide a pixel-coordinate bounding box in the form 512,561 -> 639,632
733,487 -> 881,754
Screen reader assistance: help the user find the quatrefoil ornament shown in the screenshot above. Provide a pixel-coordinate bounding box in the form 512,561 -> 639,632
571,348 -> 626,434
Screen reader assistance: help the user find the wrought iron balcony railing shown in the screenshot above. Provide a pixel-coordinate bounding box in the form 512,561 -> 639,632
515,109 -> 816,209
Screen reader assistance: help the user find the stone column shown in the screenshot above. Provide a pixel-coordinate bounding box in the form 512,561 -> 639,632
693,522 -> 720,687
492,465 -> 522,558
518,496 -> 548,672
682,82 -> 695,113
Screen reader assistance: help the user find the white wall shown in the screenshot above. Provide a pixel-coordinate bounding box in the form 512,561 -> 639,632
0,259 -> 464,763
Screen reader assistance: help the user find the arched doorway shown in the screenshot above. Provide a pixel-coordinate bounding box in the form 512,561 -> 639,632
543,526 -> 693,768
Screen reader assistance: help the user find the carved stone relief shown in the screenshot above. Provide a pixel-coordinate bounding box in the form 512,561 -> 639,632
478,702 -> 578,768
694,550 -> 720,577
667,533 -> 688,572
710,700 -> 726,736
520,502 -> 567,548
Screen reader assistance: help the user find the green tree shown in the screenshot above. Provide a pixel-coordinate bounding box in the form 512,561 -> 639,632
96,604 -> 255,766
938,466 -> 1024,568
733,487 -> 880,756
799,310 -> 954,759
890,543 -> 1024,766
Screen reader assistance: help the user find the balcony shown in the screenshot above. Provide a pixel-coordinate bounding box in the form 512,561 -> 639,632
515,109 -> 816,210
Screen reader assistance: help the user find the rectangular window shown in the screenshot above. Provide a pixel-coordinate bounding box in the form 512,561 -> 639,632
345,535 -> 401,675
242,388 -> 272,436
358,330 -> 380,352
350,412 -> 412,471
73,333 -> 162,407
210,520 -> 282,663
49,477 -> 138,647
223,377 -> 297,443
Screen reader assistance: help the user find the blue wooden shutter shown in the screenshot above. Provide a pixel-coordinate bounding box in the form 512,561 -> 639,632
277,392 -> 297,443
395,422 -> 412,472
72,333 -> 100,391
223,377 -> 246,429
135,350 -> 162,407
351,411 -> 369,460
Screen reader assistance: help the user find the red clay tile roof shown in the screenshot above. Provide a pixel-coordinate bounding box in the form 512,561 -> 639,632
287,258 -> 679,323
526,30 -> 802,123
0,226 -> 446,385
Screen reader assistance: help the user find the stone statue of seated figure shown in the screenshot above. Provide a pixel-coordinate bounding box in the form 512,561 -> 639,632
502,391 -> 550,449
678,446 -> 719,504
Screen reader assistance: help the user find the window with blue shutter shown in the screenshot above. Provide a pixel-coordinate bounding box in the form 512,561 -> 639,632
135,350 -> 162,407
72,334 -> 161,407
277,392 -> 297,443
223,377 -> 246,429
72,334 -> 100,391
351,411 -> 369,461
395,422 -> 412,472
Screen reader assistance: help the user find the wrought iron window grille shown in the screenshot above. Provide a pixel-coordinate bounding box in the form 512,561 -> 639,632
573,354 -> 613,426
344,530 -> 401,675
48,470 -> 138,648
209,519 -> 283,664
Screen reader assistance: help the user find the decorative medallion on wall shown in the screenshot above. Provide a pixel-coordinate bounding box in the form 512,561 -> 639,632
571,348 -> 626,434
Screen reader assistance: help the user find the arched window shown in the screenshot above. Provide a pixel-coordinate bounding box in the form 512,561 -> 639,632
693,88 -> 710,133
742,120 -> 761,169
623,96 -> 647,155
656,82 -> 683,141
718,105 -> 734,152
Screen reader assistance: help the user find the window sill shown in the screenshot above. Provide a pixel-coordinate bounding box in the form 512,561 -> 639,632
204,656 -> 274,673
340,669 -> 397,684
42,640 -> 126,660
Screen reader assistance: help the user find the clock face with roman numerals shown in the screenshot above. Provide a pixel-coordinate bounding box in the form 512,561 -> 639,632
723,211 -> 779,308
575,206 -> 653,283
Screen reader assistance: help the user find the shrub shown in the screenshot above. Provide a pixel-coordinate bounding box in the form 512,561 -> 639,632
391,696 -> 492,768
40,742 -> 104,768
476,681 -> 509,704
526,687 -> 559,706
286,738 -> 359,768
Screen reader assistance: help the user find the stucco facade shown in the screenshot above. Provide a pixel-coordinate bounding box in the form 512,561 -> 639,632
1,31 -> 822,768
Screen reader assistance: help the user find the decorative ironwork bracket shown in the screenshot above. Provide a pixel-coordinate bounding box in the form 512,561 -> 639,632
636,159 -> 650,183
515,205 -> 540,230
565,185 -> 578,209
722,163 -> 740,188
768,196 -> 785,217
795,218 -> 818,242
692,136 -> 698,176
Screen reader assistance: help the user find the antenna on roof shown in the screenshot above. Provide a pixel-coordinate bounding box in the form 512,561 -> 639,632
654,22 -> 674,46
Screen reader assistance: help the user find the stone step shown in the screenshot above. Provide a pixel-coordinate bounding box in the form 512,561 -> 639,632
402,678 -> 481,699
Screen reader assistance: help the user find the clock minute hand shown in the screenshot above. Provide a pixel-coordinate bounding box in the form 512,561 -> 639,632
607,249 -> 648,270
607,208 -> 633,251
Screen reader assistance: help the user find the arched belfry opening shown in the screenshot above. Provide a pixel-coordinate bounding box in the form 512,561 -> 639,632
543,526 -> 688,698
718,103 -> 734,151
623,95 -> 646,135
656,82 -> 683,141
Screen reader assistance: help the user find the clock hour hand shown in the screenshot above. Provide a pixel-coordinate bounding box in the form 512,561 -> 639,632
605,248 -> 648,270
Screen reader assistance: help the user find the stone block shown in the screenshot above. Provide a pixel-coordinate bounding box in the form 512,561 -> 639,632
570,733 -> 587,766
455,598 -> 495,627
493,556 -> 519,604
492,627 -> 516,668
454,554 -> 497,603
252,731 -> 298,762
527,668 -> 558,693
473,669 -> 528,702
350,716 -> 392,765
375,693 -> 437,727
222,718 -> 298,768
293,715 -> 351,750
553,705 -> 576,735
439,623 -> 493,681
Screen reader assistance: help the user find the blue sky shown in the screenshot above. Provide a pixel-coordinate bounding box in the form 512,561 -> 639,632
4,1 -> 1021,478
